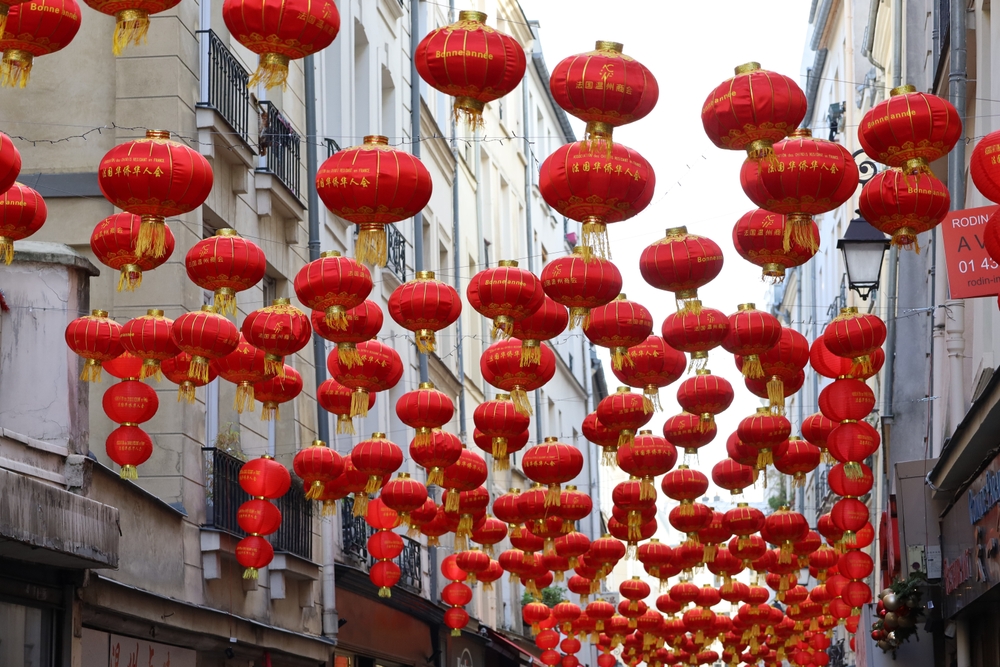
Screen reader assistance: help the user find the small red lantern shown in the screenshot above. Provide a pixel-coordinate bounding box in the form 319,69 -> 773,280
106,424 -> 154,479
350,432 -> 403,515
311,300 -> 383,369
597,386 -> 652,449
722,303 -> 782,378
540,246 -> 622,329
292,440 -> 344,500
746,326 -> 810,411
612,335 -> 686,413
444,606 -> 470,637
389,271 -> 461,353
98,130 -> 213,258
170,305 -> 242,383
583,411 -> 620,464
318,378 -> 375,435
584,294 -> 654,370
661,302 -> 730,369
237,498 -> 282,536
859,168 -> 950,250
481,338 -> 556,416
102,380 -> 158,425
415,11 -> 526,128
239,455 -> 291,499
819,378 -> 875,423
712,457 -> 756,496
522,438 -> 584,506
83,0 -> 180,54
380,473 -> 429,527
639,226 -> 724,313
65,310 -> 124,383
317,135 -> 432,266
409,428 -> 463,487
254,365 -> 303,420
660,465 -> 709,515
469,261 -> 544,339
512,296 -> 569,365
724,503 -> 765,547
859,85 -> 961,171
223,0 -> 340,89
396,381 -> 454,447
236,535 -> 274,580
773,437 -> 821,488
120,309 -> 180,381
161,352 -> 219,403
473,393 -> 530,470
471,516 -> 509,556
539,141 -> 655,259
740,128 -> 859,251
972,130 -> 1000,203
829,462 -> 874,498
294,251 -> 374,329
91,213 -> 175,291
241,299 -> 311,377
617,430 -> 677,500
738,408 -> 791,469
824,307 -> 886,377
662,412 -> 717,457
701,62 -> 807,158
328,339 -> 403,417
441,449 -> 489,515
455,547 -> 492,585
676,369 -> 734,431
733,208 -> 818,282
104,351 -> 145,380
0,0 -> 81,87
215,335 -> 272,413
0,182 -> 46,264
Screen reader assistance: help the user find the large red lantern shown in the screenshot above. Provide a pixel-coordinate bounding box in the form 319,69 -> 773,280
237,498 -> 282,536
739,128 -> 859,251
380,473 -> 429,528
242,299 -> 311,378
549,41 -> 658,149
186,229 -> 267,316
473,393 -> 530,469
617,430 -> 677,499
639,226 -> 724,313
747,326 -> 810,411
512,296 -> 568,365
662,412 -> 717,457
712,458 -> 756,496
802,412 -> 837,461
414,11 -> 526,127
396,381 -> 455,447
106,424 -> 154,479
317,135 -> 432,266
318,378 -> 375,435
239,455 -> 291,499
468,261 -> 544,339
102,380 -> 158,425
65,310 -> 125,382
722,303 -> 782,378
597,386 -> 651,449
584,294 -> 653,370
0,0 -> 81,87
409,428 -> 463,487
831,498 -> 869,544
773,437 -> 821,487
823,307 -> 886,375
539,141 -> 655,258
311,300 -> 383,368
294,251 -> 374,328
292,440 -> 344,500
738,408 -> 791,469
83,0 -> 180,54
236,535 -> 274,580
120,309 -> 180,380
0,131 -> 21,192
858,168 -> 950,249
827,421 -> 880,478
828,462 -> 874,498
764,507 -> 809,562
481,338 -> 556,416
389,271 -> 462,353
351,432 -> 403,513
91,213 -> 174,291
222,0 -> 340,88
522,438 -> 584,506
612,335 -> 686,412
859,85 -> 961,171
0,182 -> 46,264
98,130 -> 213,258
540,246 -> 622,329
661,302 -> 730,369
328,339 -> 403,417
661,466 -> 708,515
732,208 -> 818,282
676,370 -> 734,431
583,411 -> 620,464
701,62 -> 807,158
811,333 -> 884,380
215,335 -> 272,413
971,130 -> 1000,203
161,352 -> 219,403
819,378 -> 875,423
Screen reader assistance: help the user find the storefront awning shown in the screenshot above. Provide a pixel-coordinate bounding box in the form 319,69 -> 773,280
486,629 -> 544,667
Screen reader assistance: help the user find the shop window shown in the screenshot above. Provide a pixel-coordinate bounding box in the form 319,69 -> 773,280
0,601 -> 56,667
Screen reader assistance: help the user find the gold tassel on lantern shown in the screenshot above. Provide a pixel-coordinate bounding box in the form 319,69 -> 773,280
242,566 -> 259,580
639,476 -> 656,501
176,382 -> 197,404
544,484 -> 561,507
741,354 -> 765,379
602,445 -> 618,467
491,315 -> 514,340
782,213 -> 818,254
618,429 -> 635,449
350,388 -> 371,417
356,222 -> 388,267
249,52 -> 291,90
581,216 -> 611,260
306,480 -> 324,501
611,346 -> 634,371
492,437 -> 509,471
117,265 -> 143,292
336,342 -> 361,369
568,306 -> 591,330
260,402 -> 280,421
427,466 -> 444,487
119,464 -> 138,480
445,488 -> 460,513
323,500 -> 337,517
136,215 -> 169,260
112,9 -> 151,56
756,449 -> 773,469
233,382 -> 256,414
352,493 -> 369,517
336,414 -> 356,435
643,386 -> 661,413
520,340 -> 542,366
416,329 -> 437,354
378,586 -> 392,598
509,387 -> 533,416
766,376 -> 785,413
0,50 -> 34,89
80,359 -> 105,383
188,355 -> 211,384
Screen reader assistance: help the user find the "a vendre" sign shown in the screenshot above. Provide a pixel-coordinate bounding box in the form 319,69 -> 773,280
940,205 -> 1000,298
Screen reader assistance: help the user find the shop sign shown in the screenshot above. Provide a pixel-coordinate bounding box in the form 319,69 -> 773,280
940,205 -> 1000,298
110,635 -> 196,667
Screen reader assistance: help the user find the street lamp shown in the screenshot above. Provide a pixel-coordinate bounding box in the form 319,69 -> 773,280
837,211 -> 890,300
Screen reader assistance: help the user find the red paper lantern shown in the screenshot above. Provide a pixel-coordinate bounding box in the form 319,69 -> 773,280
732,208 -> 818,282
120,309 -> 180,380
738,408 -> 792,469
802,412 -> 837,456
473,393 -> 530,470
415,10 -> 526,127
215,335 -> 272,413
749,326 -> 810,411
66,309 -> 126,383
827,419 -> 880,476
254,365 -> 303,421
539,141 -> 655,259
441,449 -> 489,514
222,0 -> 339,88
311,300 -> 383,369
639,226 -> 724,313
676,370 -> 734,431
237,498 -> 282,536
83,0 -> 180,54
471,517 -> 509,555
859,168 -> 950,249
839,550 -> 874,580
388,271 -> 461,353
740,128 -> 859,251
91,213 -> 175,291
380,472 -> 429,526
350,432 -> 403,514
540,246 -> 622,329
468,261 -> 544,339
712,458 -> 756,496
444,606 -> 470,636
583,411 -> 620,463
98,130 -> 213,258
523,438 -> 584,506
668,501 -> 712,536
774,437 -> 821,487
0,131 -> 21,192
239,455 -> 291,499
481,338 -> 556,416
828,462 -> 874,498
584,294 -> 654,370
859,85 -> 961,171
722,303 -> 782,379
396,381 -> 454,446
240,298 -> 311,377
841,581 -> 872,611
617,430 -> 677,499
160,352 -> 219,403
0,0 -> 81,87
328,339 -> 403,417
236,535 -> 274,580
512,296 -> 569,365
456,548 -> 492,584
612,335 -> 686,412
104,351 -> 145,380
0,181 -> 46,264
724,503 -> 765,546
318,378 -> 375,435
824,307 -> 886,375
410,428 -> 463,487
369,559 -> 402,598
701,62 -> 807,158
106,424 -> 153,479
831,498 -> 869,544
819,378 -> 875,423
971,130 -> 1000,204
292,440 -> 344,500
661,303 -> 730,369
661,466 -> 709,509
549,41 -> 658,148
317,135 -> 432,265
294,251 -> 374,329
597,386 -> 652,450
662,411 -> 717,456
102,380 -> 158,425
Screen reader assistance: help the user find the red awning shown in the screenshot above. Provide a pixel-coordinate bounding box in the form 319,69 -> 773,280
487,629 -> 545,667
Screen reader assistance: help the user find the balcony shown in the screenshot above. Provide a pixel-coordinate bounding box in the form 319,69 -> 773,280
340,497 -> 423,594
196,30 -> 255,176
258,100 -> 301,200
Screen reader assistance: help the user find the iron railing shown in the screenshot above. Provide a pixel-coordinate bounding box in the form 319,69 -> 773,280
203,447 -> 312,561
386,224 -> 407,282
340,497 -> 422,593
259,100 -> 302,199
325,137 -> 341,158
197,30 -> 252,145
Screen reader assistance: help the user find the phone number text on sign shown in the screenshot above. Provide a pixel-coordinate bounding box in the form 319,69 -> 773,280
940,205 -> 1000,299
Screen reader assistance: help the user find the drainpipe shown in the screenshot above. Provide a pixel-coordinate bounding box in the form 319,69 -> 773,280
411,0 -> 429,384
449,3 -> 466,441
306,52 -> 337,641
520,72 -> 544,443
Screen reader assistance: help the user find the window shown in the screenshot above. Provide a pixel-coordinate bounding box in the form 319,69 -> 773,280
354,21 -> 371,138
541,244 -> 548,264
381,66 -> 396,141
262,274 -> 277,306
0,601 -> 57,667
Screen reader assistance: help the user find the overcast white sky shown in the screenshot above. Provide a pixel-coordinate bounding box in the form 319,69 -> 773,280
520,0 -> 812,499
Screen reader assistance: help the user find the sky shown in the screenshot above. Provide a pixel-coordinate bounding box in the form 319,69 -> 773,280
520,0 -> 813,501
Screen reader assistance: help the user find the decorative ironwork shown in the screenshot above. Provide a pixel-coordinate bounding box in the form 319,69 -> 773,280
272,478 -> 313,560
259,100 -> 302,199
339,497 -> 423,593
398,536 -> 422,593
325,137 -> 341,158
197,30 -> 252,145
386,223 -> 407,282
853,148 -> 880,186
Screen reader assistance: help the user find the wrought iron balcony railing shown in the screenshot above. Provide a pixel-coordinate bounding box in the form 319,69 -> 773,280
386,224 -> 407,283
197,30 -> 251,145
203,447 -> 312,561
340,497 -> 423,594
258,100 -> 302,199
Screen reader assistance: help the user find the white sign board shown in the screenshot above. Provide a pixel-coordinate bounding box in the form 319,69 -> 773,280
81,630 -> 196,667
